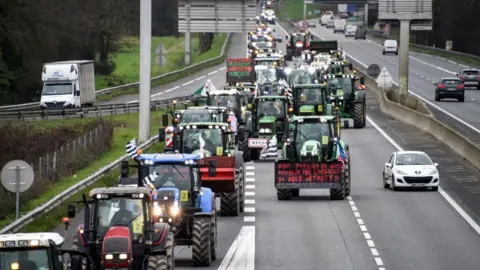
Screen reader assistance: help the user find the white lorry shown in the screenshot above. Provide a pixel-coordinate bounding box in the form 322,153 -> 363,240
40,60 -> 96,109
333,19 -> 346,33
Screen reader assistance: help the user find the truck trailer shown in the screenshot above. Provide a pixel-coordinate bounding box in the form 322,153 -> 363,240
40,60 -> 96,109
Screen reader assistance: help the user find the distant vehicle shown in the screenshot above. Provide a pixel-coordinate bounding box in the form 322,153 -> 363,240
383,151 -> 439,191
324,11 -> 333,16
333,19 -> 346,33
308,21 -> 316,28
320,15 -> 331,26
344,24 -> 357,37
339,13 -> 349,19
434,77 -> 465,102
382,39 -> 398,55
456,69 -> 480,89
40,60 -> 96,109
355,26 -> 366,39
326,20 -> 334,28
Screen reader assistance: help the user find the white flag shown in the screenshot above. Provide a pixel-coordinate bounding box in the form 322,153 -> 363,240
199,133 -> 205,158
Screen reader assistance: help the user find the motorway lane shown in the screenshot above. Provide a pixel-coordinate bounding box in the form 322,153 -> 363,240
303,25 -> 480,142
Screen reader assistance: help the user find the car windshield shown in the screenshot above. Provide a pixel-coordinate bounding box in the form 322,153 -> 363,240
96,197 -> 145,239
462,70 -> 479,75
385,40 -> 397,46
395,153 -> 433,165
292,35 -> 305,42
181,110 -> 212,122
149,164 -> 192,190
0,248 -> 51,270
211,95 -> 236,108
255,42 -> 271,49
441,79 -> 461,85
257,100 -> 285,118
252,36 -> 269,42
295,87 -> 324,102
346,25 -> 357,30
42,83 -> 72,95
295,122 -> 331,145
257,69 -> 277,84
327,78 -> 353,94
181,128 -> 223,156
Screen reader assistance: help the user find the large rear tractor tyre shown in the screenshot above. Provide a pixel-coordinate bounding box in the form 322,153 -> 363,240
292,189 -> 300,197
345,151 -> 351,196
353,102 -> 366,128
330,170 -> 347,200
211,206 -> 218,261
239,140 -> 251,162
220,175 -> 240,216
192,217 -> 212,266
235,152 -> 246,213
148,255 -> 168,270
277,189 -> 293,200
68,236 -> 87,270
164,232 -> 175,270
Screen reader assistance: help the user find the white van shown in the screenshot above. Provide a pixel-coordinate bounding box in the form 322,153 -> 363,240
333,19 -> 346,33
320,15 -> 330,26
382,40 -> 399,55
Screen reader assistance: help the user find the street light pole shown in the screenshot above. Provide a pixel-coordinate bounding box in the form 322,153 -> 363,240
139,0 -> 152,142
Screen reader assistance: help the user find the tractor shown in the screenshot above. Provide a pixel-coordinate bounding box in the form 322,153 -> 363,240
291,83 -> 334,116
119,153 -> 218,267
275,115 -> 351,200
245,95 -> 290,160
67,187 -> 174,270
322,73 -> 366,128
159,121 -> 246,216
0,232 -> 93,270
326,60 -> 353,75
285,32 -> 312,60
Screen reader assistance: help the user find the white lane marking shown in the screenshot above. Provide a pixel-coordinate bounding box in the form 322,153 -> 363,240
245,199 -> 255,204
436,56 -> 446,61
217,226 -> 255,270
346,196 -> 385,268
246,185 -> 255,189
354,211 -> 361,218
345,52 -> 480,135
182,80 -> 194,86
127,100 -> 138,104
208,70 -> 218,75
460,64 -> 470,68
349,200 -> 355,206
244,207 -> 255,213
245,191 -> 255,196
367,116 -> 480,235
410,56 -> 456,75
448,60 -> 457,64
246,171 -> 255,176
243,216 -> 256,222
195,75 -> 206,80
246,166 -> 255,170
219,67 -> 226,70
245,177 -> 255,182
164,86 -> 179,93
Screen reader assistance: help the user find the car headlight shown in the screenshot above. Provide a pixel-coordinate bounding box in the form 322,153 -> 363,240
428,169 -> 438,175
395,169 -> 408,175
170,205 -> 180,216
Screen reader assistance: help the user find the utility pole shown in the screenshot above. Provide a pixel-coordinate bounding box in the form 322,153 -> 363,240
185,0 -> 191,65
139,0 -> 152,142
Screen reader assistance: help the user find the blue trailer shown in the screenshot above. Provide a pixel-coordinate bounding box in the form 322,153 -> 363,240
347,4 -> 356,13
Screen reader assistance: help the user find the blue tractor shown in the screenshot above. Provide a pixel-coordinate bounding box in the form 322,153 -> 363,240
120,152 -> 218,267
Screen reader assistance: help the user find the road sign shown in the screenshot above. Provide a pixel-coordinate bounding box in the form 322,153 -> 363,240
373,22 -> 380,31
383,24 -> 390,36
367,64 -> 381,79
376,67 -> 393,88
155,43 -> 166,55
302,20 -> 308,28
411,23 -> 432,31
156,55 -> 166,67
1,160 -> 34,220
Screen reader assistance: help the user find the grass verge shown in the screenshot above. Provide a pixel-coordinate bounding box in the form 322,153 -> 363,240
96,34 -> 230,103
1,110 -> 170,232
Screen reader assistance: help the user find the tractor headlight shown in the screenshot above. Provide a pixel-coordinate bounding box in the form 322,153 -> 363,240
153,202 -> 162,216
338,96 -> 343,100
170,205 -> 180,216
119,253 -> 128,260
241,106 -> 245,112
259,128 -> 265,133
311,149 -> 318,156
301,149 -> 307,156
264,128 -> 272,133
105,254 -> 114,260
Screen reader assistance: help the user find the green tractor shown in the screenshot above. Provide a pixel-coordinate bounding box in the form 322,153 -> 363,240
275,115 -> 351,200
326,60 -> 353,75
159,120 -> 246,216
291,83 -> 334,116
244,95 -> 289,161
322,73 -> 366,128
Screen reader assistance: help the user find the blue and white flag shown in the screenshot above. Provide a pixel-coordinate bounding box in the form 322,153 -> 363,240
337,141 -> 346,161
126,138 -> 138,159
261,135 -> 278,159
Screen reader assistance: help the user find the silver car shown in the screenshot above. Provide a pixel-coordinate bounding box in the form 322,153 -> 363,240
344,25 -> 357,37
326,21 -> 334,28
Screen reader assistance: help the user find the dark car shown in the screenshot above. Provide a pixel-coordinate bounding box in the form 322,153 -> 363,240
434,77 -> 465,102
456,69 -> 480,89
355,26 -> 366,40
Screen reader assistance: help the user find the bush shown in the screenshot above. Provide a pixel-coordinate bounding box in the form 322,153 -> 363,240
95,61 -> 116,75
0,119 -> 114,217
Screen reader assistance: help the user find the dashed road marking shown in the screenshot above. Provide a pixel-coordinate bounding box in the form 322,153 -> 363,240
245,177 -> 255,182
195,75 -> 206,80
182,80 -> 194,86
246,185 -> 255,189
244,216 -> 255,222
246,171 -> 255,176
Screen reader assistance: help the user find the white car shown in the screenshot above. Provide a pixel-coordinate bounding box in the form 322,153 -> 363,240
382,39 -> 398,55
382,151 -> 439,191
344,25 -> 357,37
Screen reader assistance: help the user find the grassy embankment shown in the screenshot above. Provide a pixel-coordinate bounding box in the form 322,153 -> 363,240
0,111 -> 170,232
95,33 -> 228,102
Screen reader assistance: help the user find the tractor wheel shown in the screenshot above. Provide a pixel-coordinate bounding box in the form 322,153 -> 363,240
353,102 -> 366,128
164,231 -> 175,270
239,140 -> 251,162
250,148 -> 260,161
68,236 -> 87,270
220,173 -> 240,216
345,151 -> 351,196
330,171 -> 347,200
277,189 -> 293,200
292,189 -> 300,197
211,203 -> 218,261
147,255 -> 167,270
192,217 -> 212,266
235,151 -> 245,213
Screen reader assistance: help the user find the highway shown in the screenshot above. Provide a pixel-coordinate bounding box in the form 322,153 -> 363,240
304,23 -> 480,146
48,23 -> 480,270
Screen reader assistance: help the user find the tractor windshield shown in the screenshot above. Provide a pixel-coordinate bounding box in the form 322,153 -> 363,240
326,77 -> 352,95
257,100 -> 285,118
96,198 -> 145,239
257,69 -> 277,84
288,70 -> 312,85
295,87 -> 324,103
181,110 -> 212,123
181,128 -> 223,157
295,122 -> 332,146
211,95 -> 236,109
0,248 -> 51,270
149,164 -> 193,190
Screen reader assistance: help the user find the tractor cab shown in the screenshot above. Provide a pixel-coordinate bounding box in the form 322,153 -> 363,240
326,60 -> 353,74
286,68 -> 314,85
285,32 -> 312,59
252,96 -> 289,140
283,115 -> 338,162
291,83 -> 333,115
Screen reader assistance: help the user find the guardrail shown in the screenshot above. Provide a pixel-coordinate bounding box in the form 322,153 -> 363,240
0,97 -> 191,121
366,29 -> 480,63
0,94 -> 193,233
0,33 -> 231,112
